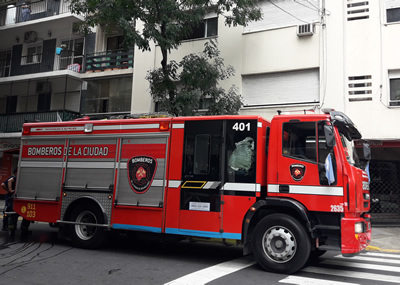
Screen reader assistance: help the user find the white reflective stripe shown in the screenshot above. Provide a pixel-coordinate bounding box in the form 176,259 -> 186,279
223,183 -> 260,192
31,126 -> 84,132
151,180 -> 164,187
257,122 -> 262,128
168,180 -> 181,188
20,161 -> 63,168
268,184 -> 343,196
119,164 -> 127,169
203,181 -> 221,189
67,161 -> 115,168
93,124 -> 160,131
172,123 -> 184,129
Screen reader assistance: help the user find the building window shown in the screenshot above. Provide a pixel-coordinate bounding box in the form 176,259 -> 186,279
107,35 -> 125,51
242,69 -> 319,107
387,7 -> 400,23
59,38 -> 84,70
84,77 -> 132,114
37,93 -> 51,111
0,50 -> 11,77
26,45 -> 42,64
244,0 -> 319,33
6,96 -> 17,113
389,78 -> 400,106
182,17 -> 218,40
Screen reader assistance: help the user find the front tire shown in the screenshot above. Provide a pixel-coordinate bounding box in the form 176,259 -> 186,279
252,214 -> 311,274
68,203 -> 108,249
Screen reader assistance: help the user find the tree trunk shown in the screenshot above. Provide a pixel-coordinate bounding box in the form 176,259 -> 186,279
160,22 -> 178,116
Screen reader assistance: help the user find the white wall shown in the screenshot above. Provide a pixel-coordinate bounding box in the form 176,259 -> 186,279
131,18 -> 244,114
242,26 -> 320,75
331,0 -> 400,140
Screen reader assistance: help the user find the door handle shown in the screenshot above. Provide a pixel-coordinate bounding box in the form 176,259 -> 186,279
279,185 -> 289,193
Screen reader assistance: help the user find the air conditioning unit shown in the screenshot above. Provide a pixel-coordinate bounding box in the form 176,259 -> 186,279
24,31 -> 38,43
297,23 -> 315,37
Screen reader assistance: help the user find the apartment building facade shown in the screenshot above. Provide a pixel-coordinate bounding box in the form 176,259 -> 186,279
0,0 -> 133,186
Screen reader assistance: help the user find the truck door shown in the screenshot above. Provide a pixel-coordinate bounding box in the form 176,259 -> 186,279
117,136 -> 168,207
273,121 -> 342,211
178,120 -> 224,236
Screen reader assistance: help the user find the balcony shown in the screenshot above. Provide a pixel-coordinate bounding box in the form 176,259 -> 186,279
0,0 -> 71,27
0,49 -> 134,78
0,110 -> 80,133
85,49 -> 134,72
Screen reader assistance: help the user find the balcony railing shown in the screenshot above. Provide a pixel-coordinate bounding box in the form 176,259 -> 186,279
0,0 -> 71,26
0,110 -> 80,133
85,49 -> 134,72
0,49 -> 134,77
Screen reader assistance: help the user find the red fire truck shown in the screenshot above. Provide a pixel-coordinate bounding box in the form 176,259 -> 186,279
13,110 -> 371,274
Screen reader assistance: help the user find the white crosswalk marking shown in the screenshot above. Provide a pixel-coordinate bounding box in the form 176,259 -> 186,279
302,266 -> 400,283
279,276 -> 359,285
321,259 -> 400,272
279,252 -> 400,285
361,252 -> 400,258
279,252 -> 400,284
164,256 -> 256,285
333,254 -> 400,264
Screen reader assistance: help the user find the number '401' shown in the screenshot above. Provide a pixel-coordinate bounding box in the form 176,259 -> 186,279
232,122 -> 250,131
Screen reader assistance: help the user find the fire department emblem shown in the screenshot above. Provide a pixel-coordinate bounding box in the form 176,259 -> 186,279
128,155 -> 157,194
290,164 -> 306,181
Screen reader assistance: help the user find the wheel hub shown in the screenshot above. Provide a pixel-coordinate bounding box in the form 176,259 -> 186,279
75,210 -> 97,241
262,226 -> 296,263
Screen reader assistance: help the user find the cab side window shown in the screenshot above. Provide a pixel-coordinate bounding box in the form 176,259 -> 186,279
318,121 -> 337,185
282,122 -> 317,163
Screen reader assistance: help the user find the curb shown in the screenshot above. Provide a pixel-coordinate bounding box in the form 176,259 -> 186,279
366,245 -> 400,253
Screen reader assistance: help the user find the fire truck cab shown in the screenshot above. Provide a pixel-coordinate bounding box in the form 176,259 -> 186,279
14,110 -> 371,274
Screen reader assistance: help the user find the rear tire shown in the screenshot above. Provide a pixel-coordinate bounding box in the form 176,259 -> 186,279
252,214 -> 311,274
68,203 -> 108,249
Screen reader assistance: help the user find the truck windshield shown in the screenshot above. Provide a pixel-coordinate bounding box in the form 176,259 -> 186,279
339,133 -> 362,169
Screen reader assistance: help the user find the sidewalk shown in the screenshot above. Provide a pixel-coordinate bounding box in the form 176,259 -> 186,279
367,226 -> 400,253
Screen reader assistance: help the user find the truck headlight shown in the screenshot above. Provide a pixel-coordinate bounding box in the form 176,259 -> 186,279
355,222 -> 364,234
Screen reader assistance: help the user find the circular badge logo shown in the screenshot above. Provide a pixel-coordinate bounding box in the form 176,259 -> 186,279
290,164 -> 306,181
128,155 -> 157,194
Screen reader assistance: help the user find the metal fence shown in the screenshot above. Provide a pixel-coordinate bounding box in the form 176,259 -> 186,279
369,160 -> 400,225
0,111 -> 80,132
0,0 -> 71,26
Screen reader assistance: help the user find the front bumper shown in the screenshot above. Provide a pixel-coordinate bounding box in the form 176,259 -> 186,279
341,214 -> 371,254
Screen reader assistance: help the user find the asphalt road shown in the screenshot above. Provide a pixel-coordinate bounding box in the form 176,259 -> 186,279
1,222 -> 400,285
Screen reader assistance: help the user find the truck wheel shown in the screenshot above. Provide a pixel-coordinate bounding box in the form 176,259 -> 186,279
68,204 -> 107,249
252,214 -> 311,274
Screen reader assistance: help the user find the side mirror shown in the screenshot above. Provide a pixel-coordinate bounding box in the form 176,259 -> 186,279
363,143 -> 371,160
324,125 -> 336,148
